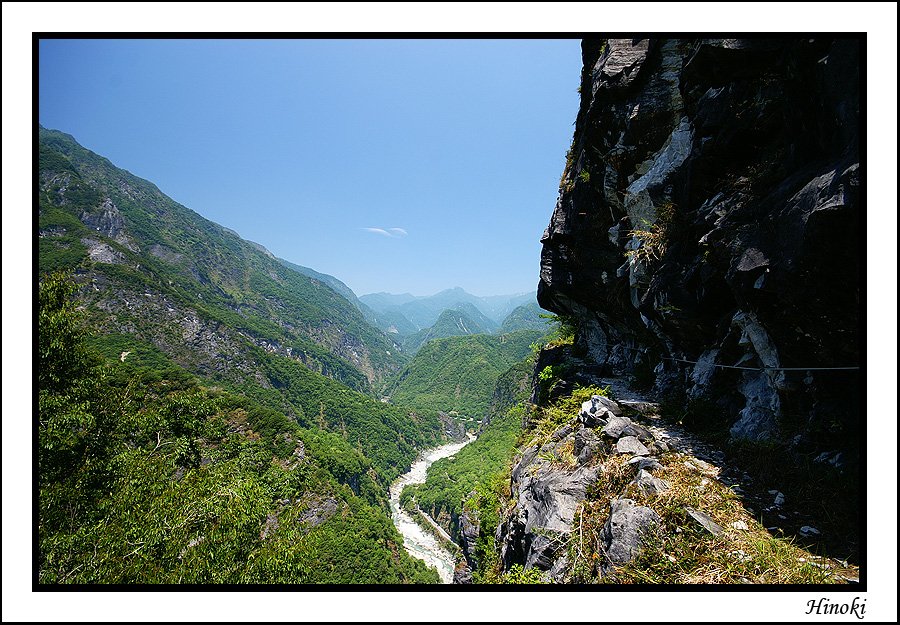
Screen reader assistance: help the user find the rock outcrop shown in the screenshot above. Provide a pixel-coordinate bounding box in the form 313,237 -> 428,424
497,394 -> 672,579
538,38 -> 860,454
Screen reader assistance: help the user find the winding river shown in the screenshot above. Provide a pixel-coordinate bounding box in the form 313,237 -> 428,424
389,435 -> 474,583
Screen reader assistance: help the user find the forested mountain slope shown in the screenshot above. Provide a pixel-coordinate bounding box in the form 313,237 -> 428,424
499,302 -> 552,333
39,127 -> 404,392
37,128 -> 452,584
37,273 -> 439,584
389,329 -> 542,420
401,304 -> 497,354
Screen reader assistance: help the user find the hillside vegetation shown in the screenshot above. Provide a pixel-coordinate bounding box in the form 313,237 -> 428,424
36,129 -> 454,584
38,272 -> 439,584
389,330 -> 542,420
39,127 -> 405,391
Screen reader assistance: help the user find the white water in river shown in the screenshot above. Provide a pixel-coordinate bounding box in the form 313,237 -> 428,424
389,435 -> 474,583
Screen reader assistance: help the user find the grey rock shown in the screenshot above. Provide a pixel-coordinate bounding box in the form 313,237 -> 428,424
591,39 -> 651,94
601,498 -> 661,569
547,553 -> 571,582
579,410 -> 610,429
574,426 -> 601,460
536,37 -> 859,458
625,421 -> 656,444
550,423 -> 574,442
601,415 -> 655,444
498,460 -> 600,572
814,450 -> 844,468
297,496 -> 339,530
588,394 -> 624,417
81,237 -> 125,264
686,507 -> 723,536
602,415 -> 635,439
799,525 -> 820,536
579,394 -> 622,428
627,456 -> 663,472
632,469 -> 670,496
687,349 -> 721,400
616,436 -> 650,456
79,196 -> 125,239
259,512 -> 280,540
453,561 -> 473,584
458,505 -> 480,569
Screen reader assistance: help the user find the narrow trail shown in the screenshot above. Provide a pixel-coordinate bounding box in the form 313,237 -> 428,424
597,376 -> 859,582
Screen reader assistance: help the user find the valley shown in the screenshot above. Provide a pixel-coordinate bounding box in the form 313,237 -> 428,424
37,126 -> 557,584
34,36 -> 862,591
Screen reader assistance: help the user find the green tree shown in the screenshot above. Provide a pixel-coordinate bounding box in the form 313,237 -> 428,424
38,272 -> 114,487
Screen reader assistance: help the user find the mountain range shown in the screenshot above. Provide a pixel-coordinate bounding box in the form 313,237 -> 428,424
360,287 -> 536,333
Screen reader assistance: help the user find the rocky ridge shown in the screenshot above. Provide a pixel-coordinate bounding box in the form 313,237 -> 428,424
493,385 -> 859,583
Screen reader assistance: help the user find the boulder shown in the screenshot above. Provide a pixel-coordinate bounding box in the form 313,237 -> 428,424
574,426 -> 602,463
601,415 -> 655,444
632,468 -> 670,496
616,436 -> 650,456
550,423 -> 574,442
579,395 -> 622,428
601,498 -> 662,570
627,456 -> 663,472
498,458 -> 600,573
602,415 -> 634,439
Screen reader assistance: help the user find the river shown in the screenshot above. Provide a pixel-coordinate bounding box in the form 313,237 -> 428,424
388,434 -> 474,583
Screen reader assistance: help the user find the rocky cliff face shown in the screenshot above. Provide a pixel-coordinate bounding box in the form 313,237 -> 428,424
538,38 -> 860,452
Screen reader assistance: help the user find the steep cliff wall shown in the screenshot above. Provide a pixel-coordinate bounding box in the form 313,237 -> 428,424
538,38 -> 860,452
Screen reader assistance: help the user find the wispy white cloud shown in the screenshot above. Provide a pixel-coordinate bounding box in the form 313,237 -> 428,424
361,227 -> 408,238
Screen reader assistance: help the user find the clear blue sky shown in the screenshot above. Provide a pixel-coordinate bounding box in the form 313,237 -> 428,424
39,38 -> 581,296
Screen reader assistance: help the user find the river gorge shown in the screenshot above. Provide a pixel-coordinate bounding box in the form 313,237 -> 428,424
388,435 -> 474,583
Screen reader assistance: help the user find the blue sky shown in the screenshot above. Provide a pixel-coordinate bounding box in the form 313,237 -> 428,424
39,38 -> 581,296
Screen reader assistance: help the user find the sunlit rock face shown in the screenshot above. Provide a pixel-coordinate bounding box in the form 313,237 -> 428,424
538,38 -> 860,453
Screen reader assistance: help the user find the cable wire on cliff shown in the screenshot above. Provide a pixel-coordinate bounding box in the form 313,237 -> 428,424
614,345 -> 860,372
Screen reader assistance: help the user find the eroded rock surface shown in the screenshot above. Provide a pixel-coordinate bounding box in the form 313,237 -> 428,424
538,38 -> 860,456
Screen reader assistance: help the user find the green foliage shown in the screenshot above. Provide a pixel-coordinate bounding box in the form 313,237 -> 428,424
540,313 -> 577,346
389,330 -> 541,420
538,365 -> 556,384
240,347 -> 442,484
38,272 -> 114,489
406,405 -> 523,524
525,385 -> 609,449
626,202 -> 676,266
37,273 -> 440,584
578,169 -> 591,184
501,564 -> 547,584
39,272 -> 96,394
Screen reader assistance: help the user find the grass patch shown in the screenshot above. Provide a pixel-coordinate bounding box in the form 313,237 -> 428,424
605,453 -> 857,583
523,384 -> 609,449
